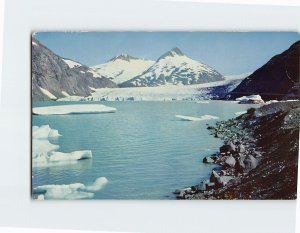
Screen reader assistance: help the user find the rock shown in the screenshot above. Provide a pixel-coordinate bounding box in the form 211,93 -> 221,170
220,170 -> 227,176
210,170 -> 220,183
197,182 -> 207,191
206,182 -> 215,190
244,154 -> 258,171
238,144 -> 246,153
219,176 -> 234,186
220,142 -> 236,154
224,155 -> 236,168
174,189 -> 181,194
203,156 -> 215,163
235,157 -> 246,173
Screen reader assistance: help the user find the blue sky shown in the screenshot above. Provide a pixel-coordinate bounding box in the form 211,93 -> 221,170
34,32 -> 300,75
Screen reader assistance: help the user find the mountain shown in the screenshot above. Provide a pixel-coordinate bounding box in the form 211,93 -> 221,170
92,54 -> 154,84
32,38 -> 117,101
227,41 -> 300,101
119,47 -> 225,87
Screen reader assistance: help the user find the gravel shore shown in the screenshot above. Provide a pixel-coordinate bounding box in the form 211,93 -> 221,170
175,101 -> 300,200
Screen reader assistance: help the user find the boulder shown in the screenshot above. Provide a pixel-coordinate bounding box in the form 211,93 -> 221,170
210,170 -> 220,183
219,176 -> 234,186
238,144 -> 246,153
224,155 -> 236,168
203,156 -> 215,163
235,157 -> 246,173
244,154 -> 258,171
220,142 -> 236,154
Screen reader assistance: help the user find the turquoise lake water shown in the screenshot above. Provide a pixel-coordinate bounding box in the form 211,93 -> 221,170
32,101 -> 254,199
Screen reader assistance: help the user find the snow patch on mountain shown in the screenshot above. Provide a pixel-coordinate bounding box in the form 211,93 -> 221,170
92,54 -> 154,84
63,59 -> 82,69
121,47 -> 224,87
39,87 -> 57,100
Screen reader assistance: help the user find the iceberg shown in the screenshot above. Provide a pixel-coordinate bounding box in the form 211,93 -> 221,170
32,124 -> 61,139
32,177 -> 108,200
235,111 -> 247,116
32,125 -> 93,167
236,95 -> 264,104
49,150 -> 92,162
176,114 -> 219,121
33,104 -> 117,115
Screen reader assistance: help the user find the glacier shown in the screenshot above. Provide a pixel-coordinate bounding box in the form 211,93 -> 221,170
58,79 -> 242,102
32,125 -> 93,167
32,177 -> 108,200
33,104 -> 117,115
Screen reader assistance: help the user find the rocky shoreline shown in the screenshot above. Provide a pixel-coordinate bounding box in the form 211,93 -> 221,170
175,101 -> 300,200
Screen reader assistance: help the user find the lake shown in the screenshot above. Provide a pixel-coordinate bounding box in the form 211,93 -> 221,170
32,101 -> 254,199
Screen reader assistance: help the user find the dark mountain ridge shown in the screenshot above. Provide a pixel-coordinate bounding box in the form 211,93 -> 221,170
227,41 -> 300,101
32,38 -> 116,101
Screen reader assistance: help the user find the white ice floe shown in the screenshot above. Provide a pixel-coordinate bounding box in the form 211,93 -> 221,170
33,104 -> 117,115
176,114 -> 219,121
39,87 -> 57,100
32,177 -> 108,200
236,95 -> 264,104
32,125 -> 93,167
49,150 -> 92,162
195,100 -> 209,104
32,125 -> 61,139
235,111 -> 247,116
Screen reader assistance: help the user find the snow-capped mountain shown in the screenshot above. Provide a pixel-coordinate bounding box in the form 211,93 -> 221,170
120,47 -> 225,87
32,38 -> 116,101
92,54 -> 154,84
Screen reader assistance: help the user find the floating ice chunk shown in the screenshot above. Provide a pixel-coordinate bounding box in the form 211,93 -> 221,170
49,150 -> 92,162
32,177 -> 108,200
37,195 -> 45,200
236,95 -> 264,104
265,100 -> 279,104
85,177 -> 108,192
176,114 -> 219,121
195,100 -> 209,104
235,111 -> 247,116
32,125 -> 61,139
33,104 -> 117,115
32,125 -> 92,167
32,139 -> 59,157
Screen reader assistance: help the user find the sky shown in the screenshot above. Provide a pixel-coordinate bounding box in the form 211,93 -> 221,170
34,32 -> 300,75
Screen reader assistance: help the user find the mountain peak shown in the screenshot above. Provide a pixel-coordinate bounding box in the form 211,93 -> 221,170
109,53 -> 138,62
158,47 -> 184,60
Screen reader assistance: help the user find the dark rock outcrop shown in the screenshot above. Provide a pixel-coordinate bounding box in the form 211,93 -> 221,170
227,41 -> 300,101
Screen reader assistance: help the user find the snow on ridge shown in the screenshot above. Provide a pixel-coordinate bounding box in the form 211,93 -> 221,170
92,57 -> 155,84
39,87 -> 57,100
63,59 -> 82,69
61,91 -> 70,97
32,41 -> 38,46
